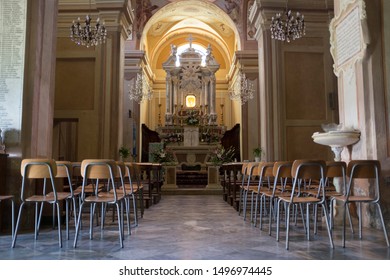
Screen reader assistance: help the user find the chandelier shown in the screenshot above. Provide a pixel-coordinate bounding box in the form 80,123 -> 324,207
70,1 -> 107,47
270,5 -> 305,42
129,72 -> 153,104
229,71 -> 254,105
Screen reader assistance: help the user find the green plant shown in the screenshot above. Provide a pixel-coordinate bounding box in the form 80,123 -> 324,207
119,146 -> 130,160
253,147 -> 263,157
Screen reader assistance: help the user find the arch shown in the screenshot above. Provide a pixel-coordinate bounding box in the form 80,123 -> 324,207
139,0 -> 241,84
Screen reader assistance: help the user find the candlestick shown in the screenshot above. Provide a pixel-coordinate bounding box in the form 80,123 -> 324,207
220,104 -> 224,126
158,104 -> 162,127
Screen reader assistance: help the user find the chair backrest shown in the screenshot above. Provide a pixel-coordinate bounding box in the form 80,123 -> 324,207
273,161 -> 293,179
21,159 -> 57,179
346,160 -> 381,201
325,161 -> 347,192
20,159 -> 58,201
326,161 -> 346,178
347,160 -> 380,179
81,159 -> 116,180
256,162 -> 274,177
272,161 -> 293,193
56,161 -> 72,179
56,161 -> 74,195
292,159 -> 326,181
291,159 -> 326,199
242,162 -> 259,187
254,162 -> 274,190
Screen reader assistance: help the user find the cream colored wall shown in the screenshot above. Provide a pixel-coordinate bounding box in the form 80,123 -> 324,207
332,0 -> 390,227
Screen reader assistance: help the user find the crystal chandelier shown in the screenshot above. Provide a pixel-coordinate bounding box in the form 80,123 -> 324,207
129,72 -> 153,104
270,4 -> 305,43
229,71 -> 255,105
70,0 -> 107,47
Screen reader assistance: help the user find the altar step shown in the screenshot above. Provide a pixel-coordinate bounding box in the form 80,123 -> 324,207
161,187 -> 222,195
176,171 -> 208,187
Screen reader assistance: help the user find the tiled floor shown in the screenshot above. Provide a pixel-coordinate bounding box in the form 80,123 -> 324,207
0,194 -> 389,260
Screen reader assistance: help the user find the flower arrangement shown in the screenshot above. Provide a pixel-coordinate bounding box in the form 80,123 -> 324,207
185,110 -> 200,126
163,133 -> 182,144
150,146 -> 175,164
209,144 -> 236,165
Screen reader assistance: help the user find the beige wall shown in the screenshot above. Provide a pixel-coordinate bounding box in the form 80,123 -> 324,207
54,38 -> 102,161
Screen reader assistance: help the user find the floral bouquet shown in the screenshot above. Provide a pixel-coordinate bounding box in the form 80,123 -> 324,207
209,144 -> 236,165
150,146 -> 175,164
185,110 -> 200,126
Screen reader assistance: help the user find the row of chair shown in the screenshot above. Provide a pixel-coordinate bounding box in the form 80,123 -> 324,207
222,159 -> 389,250
6,159 -> 147,249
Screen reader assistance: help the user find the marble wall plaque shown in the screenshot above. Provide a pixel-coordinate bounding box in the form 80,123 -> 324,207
330,1 -> 367,76
0,0 -> 26,143
335,6 -> 362,67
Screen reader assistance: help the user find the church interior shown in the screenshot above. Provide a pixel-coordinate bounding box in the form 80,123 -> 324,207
1,0 -> 390,261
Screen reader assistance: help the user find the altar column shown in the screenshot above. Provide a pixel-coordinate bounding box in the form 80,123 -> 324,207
209,75 -> 217,124
165,73 -> 173,124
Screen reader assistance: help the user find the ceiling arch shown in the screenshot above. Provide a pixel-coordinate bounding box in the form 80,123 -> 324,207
140,0 -> 241,84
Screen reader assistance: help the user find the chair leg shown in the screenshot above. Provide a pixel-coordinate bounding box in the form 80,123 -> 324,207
56,203 -> 63,248
116,202 -> 124,248
132,194 -> 138,227
358,202 -> 363,239
342,202 -> 347,248
375,203 -> 390,247
321,203 -> 334,248
11,199 -> 15,240
90,203 -> 95,240
73,202 -> 85,248
285,203 -> 291,250
11,202 -> 25,248
306,204 -> 310,241
276,200 -> 281,241
66,200 -> 69,240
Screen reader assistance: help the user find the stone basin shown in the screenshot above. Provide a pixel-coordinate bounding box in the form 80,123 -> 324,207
312,130 -> 360,161
312,130 -> 360,147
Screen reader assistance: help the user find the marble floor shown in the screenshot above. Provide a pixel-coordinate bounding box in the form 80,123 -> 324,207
0,194 -> 389,260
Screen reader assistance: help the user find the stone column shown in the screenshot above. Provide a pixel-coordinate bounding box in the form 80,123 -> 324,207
3,0 -> 59,231
209,75 -> 217,124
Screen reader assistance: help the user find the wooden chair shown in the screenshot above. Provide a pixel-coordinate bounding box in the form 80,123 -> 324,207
276,159 -> 334,250
73,159 -> 126,248
239,162 -> 259,220
267,161 -> 293,236
124,162 -> 144,226
330,160 -> 389,247
251,161 -> 275,228
12,159 -> 70,248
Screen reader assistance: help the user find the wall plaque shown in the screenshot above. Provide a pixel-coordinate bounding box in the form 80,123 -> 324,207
0,0 -> 26,143
330,0 -> 368,76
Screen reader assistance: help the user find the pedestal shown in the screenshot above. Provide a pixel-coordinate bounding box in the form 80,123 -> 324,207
206,164 -> 221,189
163,165 -> 177,189
183,126 -> 199,146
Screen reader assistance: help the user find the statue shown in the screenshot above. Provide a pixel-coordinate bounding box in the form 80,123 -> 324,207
171,44 -> 177,56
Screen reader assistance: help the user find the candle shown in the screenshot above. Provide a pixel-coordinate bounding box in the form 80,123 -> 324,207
158,91 -> 161,104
